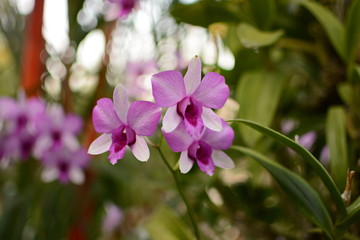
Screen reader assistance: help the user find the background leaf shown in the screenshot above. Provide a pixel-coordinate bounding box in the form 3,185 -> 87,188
236,69 -> 286,146
300,1 -> 345,60
232,145 -> 334,239
237,23 -> 283,48
145,206 -> 194,240
326,106 -> 348,191
249,0 -> 276,30
345,0 -> 360,63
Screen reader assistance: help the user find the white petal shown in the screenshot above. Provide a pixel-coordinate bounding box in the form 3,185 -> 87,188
69,167 -> 85,185
130,135 -> 150,162
41,167 -> 59,183
179,151 -> 194,173
88,134 -> 112,155
113,84 -> 129,124
184,56 -> 201,95
212,150 -> 234,169
33,135 -> 53,158
63,133 -> 80,151
163,106 -> 182,133
202,107 -> 222,132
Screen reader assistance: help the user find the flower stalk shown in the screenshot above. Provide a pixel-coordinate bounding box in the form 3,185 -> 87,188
154,145 -> 202,240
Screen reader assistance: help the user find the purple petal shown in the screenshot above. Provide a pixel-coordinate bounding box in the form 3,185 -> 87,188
130,135 -> 149,162
163,122 -> 193,152
178,97 -> 204,139
184,56 -> 201,95
127,101 -> 161,136
202,107 -> 222,132
179,150 -> 194,173
192,72 -> 229,109
113,84 -> 129,124
88,133 -> 112,155
211,150 -> 234,169
202,120 -> 234,150
162,105 -> 182,133
64,114 -> 83,134
93,98 -> 122,133
108,145 -> 126,165
196,141 -> 215,176
0,97 -> 18,119
151,71 -> 186,107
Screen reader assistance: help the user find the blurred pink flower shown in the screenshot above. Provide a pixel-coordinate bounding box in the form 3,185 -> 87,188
102,202 -> 123,234
107,0 -> 139,19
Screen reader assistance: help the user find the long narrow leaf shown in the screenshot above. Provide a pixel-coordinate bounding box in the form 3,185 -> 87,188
228,119 -> 346,216
345,0 -> 360,63
232,145 -> 334,239
300,1 -> 345,60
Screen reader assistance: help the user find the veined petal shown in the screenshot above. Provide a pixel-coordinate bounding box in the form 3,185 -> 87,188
113,84 -> 129,124
184,56 -> 201,95
179,151 -> 194,174
163,105 -> 182,133
202,107 -> 222,132
192,72 -> 229,109
202,120 -> 234,150
108,145 -> 126,165
93,98 -> 121,133
196,142 -> 215,176
212,150 -> 234,169
130,135 -> 149,162
127,101 -> 161,136
88,133 -> 112,155
151,71 -> 186,107
163,122 -> 193,152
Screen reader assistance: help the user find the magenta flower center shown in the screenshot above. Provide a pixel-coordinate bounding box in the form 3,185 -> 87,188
111,126 -> 136,153
17,115 -> 28,129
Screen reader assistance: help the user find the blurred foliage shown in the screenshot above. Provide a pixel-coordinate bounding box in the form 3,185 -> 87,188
0,0 -> 360,239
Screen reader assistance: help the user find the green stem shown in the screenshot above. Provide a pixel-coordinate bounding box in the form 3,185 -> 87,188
154,146 -> 202,240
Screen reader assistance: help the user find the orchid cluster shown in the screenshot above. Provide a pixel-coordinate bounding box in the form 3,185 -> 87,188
89,56 -> 234,175
0,95 -> 89,184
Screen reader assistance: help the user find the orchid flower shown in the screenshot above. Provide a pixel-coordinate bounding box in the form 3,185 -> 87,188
151,56 -> 229,138
88,84 -> 161,164
108,0 -> 139,19
163,120 -> 235,176
41,147 -> 89,184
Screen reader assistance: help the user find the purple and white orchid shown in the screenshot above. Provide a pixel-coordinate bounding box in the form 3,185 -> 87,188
151,56 -> 229,138
88,84 -> 161,164
163,120 -> 235,176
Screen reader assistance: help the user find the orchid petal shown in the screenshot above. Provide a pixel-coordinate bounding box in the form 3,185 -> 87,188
127,101 -> 161,136
184,56 -> 201,95
202,120 -> 234,150
93,98 -> 121,133
202,107 -> 222,132
88,133 -> 112,155
41,167 -> 59,183
108,145 -> 126,165
151,71 -> 186,107
163,105 -> 182,133
179,151 -> 194,174
212,150 -> 234,169
163,122 -> 193,152
113,84 -> 130,124
64,114 -> 83,134
130,135 -> 149,162
192,72 -> 229,109
69,167 -> 85,185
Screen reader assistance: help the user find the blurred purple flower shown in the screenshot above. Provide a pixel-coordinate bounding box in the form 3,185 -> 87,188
102,202 -> 123,234
41,147 -> 89,184
297,131 -> 316,150
0,96 -> 46,161
33,104 -> 83,158
151,56 -> 229,138
320,145 -> 330,165
125,60 -> 158,99
108,0 -> 139,19
88,84 -> 161,164
164,120 -> 234,176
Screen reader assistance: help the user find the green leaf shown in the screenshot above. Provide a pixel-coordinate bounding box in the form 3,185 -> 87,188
145,206 -> 194,240
228,119 -> 347,216
236,69 -> 286,145
237,23 -> 283,48
232,145 -> 334,239
170,1 -> 241,28
337,83 -> 352,105
300,1 -> 345,60
337,198 -> 360,230
345,0 -> 360,63
249,0 -> 276,29
326,106 -> 348,191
